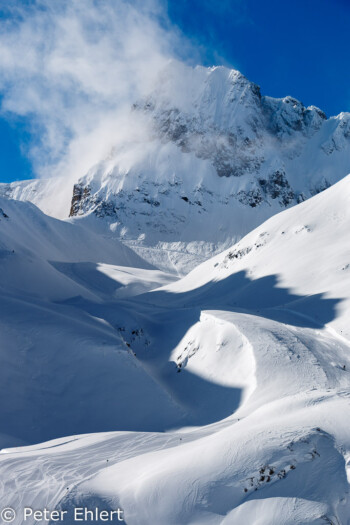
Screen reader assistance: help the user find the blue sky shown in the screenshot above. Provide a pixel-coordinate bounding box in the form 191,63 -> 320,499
168,0 -> 350,115
0,115 -> 33,183
0,0 -> 349,183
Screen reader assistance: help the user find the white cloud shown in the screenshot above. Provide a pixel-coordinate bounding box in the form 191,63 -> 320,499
0,0 -> 189,181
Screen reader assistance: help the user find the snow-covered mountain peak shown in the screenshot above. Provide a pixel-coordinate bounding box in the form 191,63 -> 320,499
138,61 -> 327,141
1,62 -> 350,274
143,61 -> 262,123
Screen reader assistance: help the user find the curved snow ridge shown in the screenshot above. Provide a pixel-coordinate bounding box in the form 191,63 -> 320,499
171,311 -> 257,407
202,310 -> 329,416
71,311 -> 350,524
1,309 -> 350,523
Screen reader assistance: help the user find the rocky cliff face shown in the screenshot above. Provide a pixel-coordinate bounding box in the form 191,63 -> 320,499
1,63 -> 350,273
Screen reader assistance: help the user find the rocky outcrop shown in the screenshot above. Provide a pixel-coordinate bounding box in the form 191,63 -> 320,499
258,171 -> 295,206
69,184 -> 91,217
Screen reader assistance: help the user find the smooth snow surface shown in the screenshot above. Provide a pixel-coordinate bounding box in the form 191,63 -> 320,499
1,176 -> 350,523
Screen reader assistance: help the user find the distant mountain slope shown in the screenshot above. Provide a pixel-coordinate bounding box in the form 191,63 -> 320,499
1,62 -> 349,273
160,172 -> 350,336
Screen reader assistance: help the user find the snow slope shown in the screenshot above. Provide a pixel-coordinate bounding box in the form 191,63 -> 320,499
0,198 -> 183,446
159,172 -> 350,337
1,62 -> 350,273
1,177 -> 350,523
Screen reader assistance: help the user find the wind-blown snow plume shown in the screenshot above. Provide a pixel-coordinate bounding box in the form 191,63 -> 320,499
0,0 -> 188,180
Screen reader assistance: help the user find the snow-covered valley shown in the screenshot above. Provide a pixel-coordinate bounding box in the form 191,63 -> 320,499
1,167 -> 350,523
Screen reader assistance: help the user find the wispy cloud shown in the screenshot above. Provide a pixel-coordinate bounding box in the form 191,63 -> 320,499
0,0 -> 189,181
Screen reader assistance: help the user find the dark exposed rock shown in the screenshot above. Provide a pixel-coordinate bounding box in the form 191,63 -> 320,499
69,184 -> 91,217
143,197 -> 160,207
259,170 -> 295,206
69,184 -> 119,218
225,246 -> 253,262
93,201 -> 119,218
237,189 -> 263,208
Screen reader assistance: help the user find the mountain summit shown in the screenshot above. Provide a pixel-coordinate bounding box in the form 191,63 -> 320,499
1,62 -> 350,273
